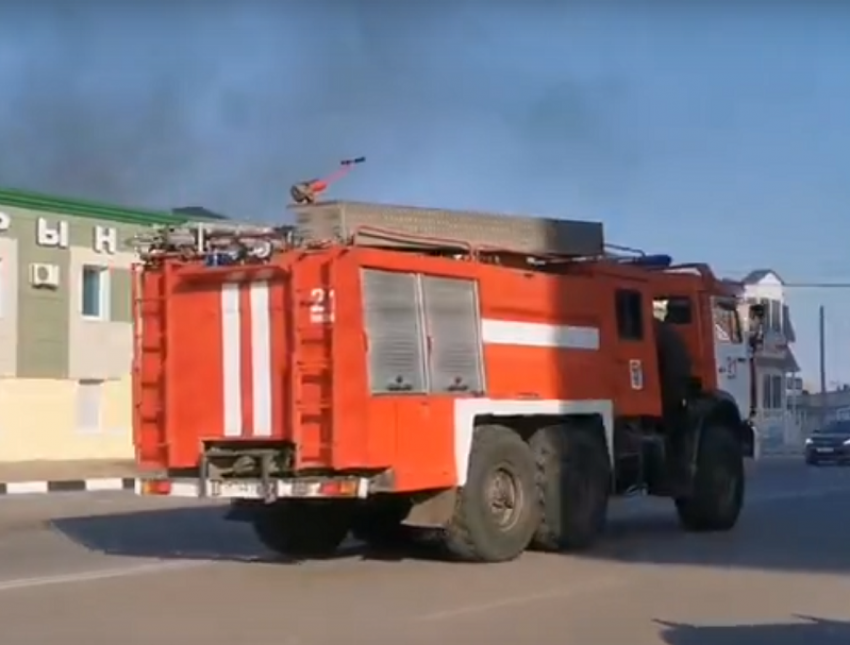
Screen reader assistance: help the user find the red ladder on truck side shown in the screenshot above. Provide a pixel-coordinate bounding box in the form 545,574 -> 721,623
132,264 -> 171,467
288,259 -> 335,468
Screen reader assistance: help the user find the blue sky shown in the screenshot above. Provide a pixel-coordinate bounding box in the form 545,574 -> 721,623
0,3 -> 848,386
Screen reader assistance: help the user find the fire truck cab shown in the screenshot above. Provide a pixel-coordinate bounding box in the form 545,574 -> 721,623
132,201 -> 762,563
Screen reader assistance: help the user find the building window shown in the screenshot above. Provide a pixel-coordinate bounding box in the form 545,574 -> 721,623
771,374 -> 783,409
76,379 -> 103,433
761,373 -> 785,410
759,298 -> 783,332
81,265 -> 109,320
787,375 -> 803,394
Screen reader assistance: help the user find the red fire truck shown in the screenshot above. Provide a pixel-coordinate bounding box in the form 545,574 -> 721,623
132,201 -> 761,562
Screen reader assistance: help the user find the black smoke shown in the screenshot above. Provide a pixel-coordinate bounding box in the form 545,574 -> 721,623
0,1 -> 642,220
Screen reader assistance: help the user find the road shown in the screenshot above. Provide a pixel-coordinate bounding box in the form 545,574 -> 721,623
0,459 -> 848,644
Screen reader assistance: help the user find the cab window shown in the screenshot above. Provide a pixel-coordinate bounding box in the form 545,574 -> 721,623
615,289 -> 644,340
713,301 -> 743,344
653,295 -> 692,325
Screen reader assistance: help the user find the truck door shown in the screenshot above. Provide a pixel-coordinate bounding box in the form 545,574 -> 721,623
712,297 -> 750,417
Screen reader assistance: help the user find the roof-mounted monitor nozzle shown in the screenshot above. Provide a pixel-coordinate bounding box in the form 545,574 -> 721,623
290,156 -> 366,205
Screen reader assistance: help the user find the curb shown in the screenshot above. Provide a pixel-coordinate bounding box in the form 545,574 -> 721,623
0,477 -> 137,496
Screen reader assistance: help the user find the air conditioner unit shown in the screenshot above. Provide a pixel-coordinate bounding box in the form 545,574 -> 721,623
29,263 -> 60,289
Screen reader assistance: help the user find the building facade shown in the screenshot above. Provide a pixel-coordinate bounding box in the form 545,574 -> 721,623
0,188 -> 197,462
735,269 -> 803,451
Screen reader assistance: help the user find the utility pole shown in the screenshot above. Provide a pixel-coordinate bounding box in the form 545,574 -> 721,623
819,304 -> 827,427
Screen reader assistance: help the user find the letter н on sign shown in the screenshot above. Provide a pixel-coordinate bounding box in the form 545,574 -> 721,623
94,225 -> 117,254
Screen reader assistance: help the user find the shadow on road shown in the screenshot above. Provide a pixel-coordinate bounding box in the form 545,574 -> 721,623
50,504 -> 445,564
52,505 -> 270,562
49,464 -> 850,571
574,488 -> 850,574
658,616 -> 850,645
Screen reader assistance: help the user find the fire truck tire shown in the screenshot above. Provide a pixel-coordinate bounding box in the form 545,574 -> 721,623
674,423 -> 745,532
251,500 -> 351,558
443,425 -> 539,563
350,498 -> 413,549
529,424 -> 611,551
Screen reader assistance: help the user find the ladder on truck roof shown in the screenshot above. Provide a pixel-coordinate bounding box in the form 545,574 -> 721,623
128,200 -> 607,265
128,201 -> 729,295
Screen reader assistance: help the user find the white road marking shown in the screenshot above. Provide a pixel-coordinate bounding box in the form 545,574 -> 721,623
413,577 -> 623,622
0,560 -> 204,594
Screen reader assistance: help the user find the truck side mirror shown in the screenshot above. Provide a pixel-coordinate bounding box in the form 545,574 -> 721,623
748,303 -> 765,350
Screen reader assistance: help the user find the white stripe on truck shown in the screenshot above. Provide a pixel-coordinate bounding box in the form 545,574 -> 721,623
480,319 -> 600,350
249,281 -> 273,437
221,282 -> 243,437
220,281 -> 274,438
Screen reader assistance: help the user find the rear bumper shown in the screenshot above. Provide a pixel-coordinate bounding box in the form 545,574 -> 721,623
135,476 -> 371,501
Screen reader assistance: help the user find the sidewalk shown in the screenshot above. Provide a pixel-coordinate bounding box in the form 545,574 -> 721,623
0,460 -> 141,495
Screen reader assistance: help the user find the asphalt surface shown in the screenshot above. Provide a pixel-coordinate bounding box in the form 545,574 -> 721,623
0,458 -> 848,644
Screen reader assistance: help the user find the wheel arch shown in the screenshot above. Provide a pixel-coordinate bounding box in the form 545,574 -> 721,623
697,392 -> 757,459
452,398 -> 614,487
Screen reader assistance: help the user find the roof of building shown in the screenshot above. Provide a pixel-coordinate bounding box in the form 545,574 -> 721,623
171,206 -> 231,221
0,186 -> 206,227
741,268 -> 784,285
720,278 -> 744,294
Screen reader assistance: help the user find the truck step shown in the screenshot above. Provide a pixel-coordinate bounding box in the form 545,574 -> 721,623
295,330 -> 331,342
295,363 -> 330,375
295,401 -> 333,410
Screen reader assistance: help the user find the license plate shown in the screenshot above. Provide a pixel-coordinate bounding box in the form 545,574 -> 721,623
816,447 -> 834,454
209,480 -> 267,499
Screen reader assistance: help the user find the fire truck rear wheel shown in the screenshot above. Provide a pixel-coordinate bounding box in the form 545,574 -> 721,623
251,500 -> 351,558
443,425 -> 539,563
674,423 -> 745,532
529,423 -> 611,552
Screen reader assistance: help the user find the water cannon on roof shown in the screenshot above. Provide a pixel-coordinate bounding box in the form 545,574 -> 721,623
290,157 -> 366,205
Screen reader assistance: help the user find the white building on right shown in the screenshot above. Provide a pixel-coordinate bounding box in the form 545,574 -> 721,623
732,269 -> 803,451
